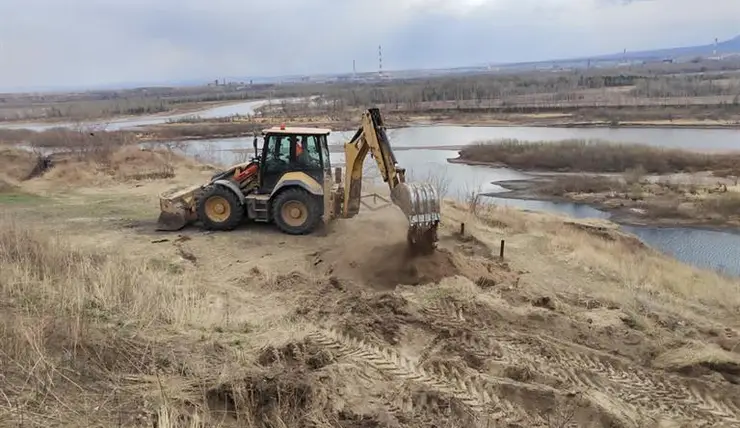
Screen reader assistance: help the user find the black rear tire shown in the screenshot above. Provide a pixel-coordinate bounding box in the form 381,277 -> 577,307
272,188 -> 321,235
196,185 -> 244,231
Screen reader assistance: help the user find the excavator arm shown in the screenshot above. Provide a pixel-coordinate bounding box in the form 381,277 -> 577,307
342,108 -> 441,253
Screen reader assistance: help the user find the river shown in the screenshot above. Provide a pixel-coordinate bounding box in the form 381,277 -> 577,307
4,101 -> 740,277
0,98 -> 294,131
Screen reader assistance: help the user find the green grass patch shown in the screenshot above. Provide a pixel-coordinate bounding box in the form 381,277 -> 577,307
0,192 -> 46,205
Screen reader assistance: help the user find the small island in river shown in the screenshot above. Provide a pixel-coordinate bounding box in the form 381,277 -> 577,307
449,139 -> 740,230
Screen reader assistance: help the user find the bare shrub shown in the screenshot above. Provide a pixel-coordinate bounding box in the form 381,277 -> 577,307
623,165 -> 647,185
406,165 -> 452,199
540,175 -> 626,196
458,179 -> 486,216
148,122 -> 263,140
699,192 -> 740,216
457,139 -> 740,174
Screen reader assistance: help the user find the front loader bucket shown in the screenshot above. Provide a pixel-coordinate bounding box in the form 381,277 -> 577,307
391,182 -> 441,255
157,211 -> 190,231
156,185 -> 201,231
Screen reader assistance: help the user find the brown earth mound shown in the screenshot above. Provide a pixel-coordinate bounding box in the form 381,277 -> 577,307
0,144 -> 196,189
0,174 -> 19,193
319,242 -> 461,289
336,293 -> 421,346
32,146 -> 195,186
0,146 -> 45,181
106,145 -> 187,180
360,243 -> 460,288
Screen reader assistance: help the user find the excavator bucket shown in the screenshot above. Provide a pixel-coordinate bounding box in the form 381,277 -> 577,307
156,184 -> 201,231
391,181 -> 441,255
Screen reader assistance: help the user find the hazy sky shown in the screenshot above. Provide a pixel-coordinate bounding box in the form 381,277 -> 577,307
0,0 -> 737,90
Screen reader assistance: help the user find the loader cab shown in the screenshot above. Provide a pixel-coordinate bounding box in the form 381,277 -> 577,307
258,126 -> 332,194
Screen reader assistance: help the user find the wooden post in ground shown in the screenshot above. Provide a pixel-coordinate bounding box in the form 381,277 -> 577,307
499,239 -> 505,259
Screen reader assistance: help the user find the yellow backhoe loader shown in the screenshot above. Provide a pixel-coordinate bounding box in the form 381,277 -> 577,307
156,107 -> 441,253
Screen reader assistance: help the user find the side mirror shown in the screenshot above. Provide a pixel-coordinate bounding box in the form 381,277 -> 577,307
252,136 -> 259,159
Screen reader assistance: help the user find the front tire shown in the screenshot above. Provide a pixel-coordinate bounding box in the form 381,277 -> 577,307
196,185 -> 244,231
272,188 -> 321,235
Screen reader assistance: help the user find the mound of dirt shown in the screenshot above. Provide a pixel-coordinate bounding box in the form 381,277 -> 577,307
319,242 -> 461,290
366,244 -> 460,288
338,293 -> 419,345
0,146 -> 45,182
107,146 -> 191,180
28,145 -> 197,186
0,174 -> 19,193
40,160 -> 105,185
294,288 -> 422,347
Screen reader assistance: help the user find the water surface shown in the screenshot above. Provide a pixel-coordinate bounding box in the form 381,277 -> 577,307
0,99 -> 280,131
328,126 -> 740,152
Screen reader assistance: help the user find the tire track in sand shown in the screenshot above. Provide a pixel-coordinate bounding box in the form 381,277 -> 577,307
306,327 -> 549,426
421,300 -> 740,426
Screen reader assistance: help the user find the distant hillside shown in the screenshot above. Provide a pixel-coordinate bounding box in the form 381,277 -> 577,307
593,35 -> 740,61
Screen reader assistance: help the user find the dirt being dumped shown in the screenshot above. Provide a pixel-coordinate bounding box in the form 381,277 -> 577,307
319,242 -> 461,289
363,243 -> 460,288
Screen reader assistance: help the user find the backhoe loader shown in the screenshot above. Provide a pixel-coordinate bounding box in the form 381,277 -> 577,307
156,107 -> 441,253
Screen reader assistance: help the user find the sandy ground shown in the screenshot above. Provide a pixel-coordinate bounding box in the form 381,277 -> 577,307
2,150 -> 740,427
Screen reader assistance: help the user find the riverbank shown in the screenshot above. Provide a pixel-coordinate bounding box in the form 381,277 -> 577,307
389,113 -> 740,130
0,99 -> 253,125
4,101 -> 740,148
149,106 -> 740,137
134,111 -> 740,143
450,139 -> 740,230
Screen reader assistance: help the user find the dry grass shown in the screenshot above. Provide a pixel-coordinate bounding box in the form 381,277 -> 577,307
538,175 -> 628,196
0,214 -> 335,427
0,144 -> 201,192
0,215 -> 207,426
653,342 -> 740,374
446,197 -> 740,315
143,122 -> 263,141
0,127 -> 137,149
457,139 -> 740,174
698,191 -> 740,217
0,145 -> 45,182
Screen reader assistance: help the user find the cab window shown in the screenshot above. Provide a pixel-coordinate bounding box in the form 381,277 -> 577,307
319,135 -> 331,169
296,135 -> 322,168
264,135 -> 291,172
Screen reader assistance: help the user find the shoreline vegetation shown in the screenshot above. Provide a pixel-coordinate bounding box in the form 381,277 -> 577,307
3,58 -> 740,131
2,102 -> 740,150
450,139 -> 740,230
